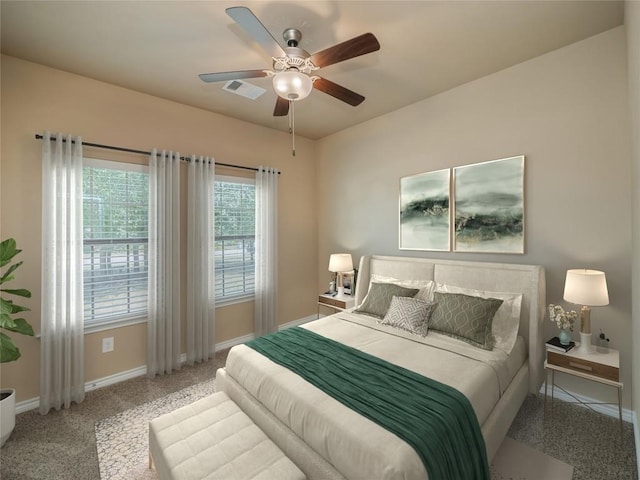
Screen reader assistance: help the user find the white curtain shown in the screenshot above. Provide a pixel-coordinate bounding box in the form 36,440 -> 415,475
186,155 -> 215,364
147,149 -> 181,377
254,166 -> 279,337
40,132 -> 85,415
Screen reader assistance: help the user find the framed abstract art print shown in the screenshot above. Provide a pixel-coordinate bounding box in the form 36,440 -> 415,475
453,155 -> 525,254
399,168 -> 450,251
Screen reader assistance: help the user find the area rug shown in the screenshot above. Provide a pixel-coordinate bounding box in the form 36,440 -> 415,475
95,379 -> 216,480
96,382 -> 573,480
490,437 -> 574,480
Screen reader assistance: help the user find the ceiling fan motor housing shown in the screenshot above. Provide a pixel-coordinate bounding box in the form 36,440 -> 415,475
283,28 -> 302,47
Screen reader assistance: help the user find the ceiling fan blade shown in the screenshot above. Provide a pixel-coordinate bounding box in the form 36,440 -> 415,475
226,6 -> 286,59
313,77 -> 365,106
273,96 -> 289,116
310,33 -> 380,68
199,70 -> 268,83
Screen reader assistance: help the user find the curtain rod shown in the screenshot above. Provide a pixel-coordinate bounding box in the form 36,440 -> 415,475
34,134 -> 280,174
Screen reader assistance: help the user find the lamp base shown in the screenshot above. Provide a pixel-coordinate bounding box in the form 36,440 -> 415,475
576,332 -> 595,354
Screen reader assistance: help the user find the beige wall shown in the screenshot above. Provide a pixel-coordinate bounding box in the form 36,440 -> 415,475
0,55 -> 319,402
626,0 -> 640,427
317,27 -> 633,408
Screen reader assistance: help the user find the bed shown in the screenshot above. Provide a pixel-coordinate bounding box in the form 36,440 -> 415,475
217,255 -> 546,480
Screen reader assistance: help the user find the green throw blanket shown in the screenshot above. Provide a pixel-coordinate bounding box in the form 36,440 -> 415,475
246,327 -> 490,480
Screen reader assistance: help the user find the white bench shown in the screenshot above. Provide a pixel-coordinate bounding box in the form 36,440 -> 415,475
149,391 -> 307,480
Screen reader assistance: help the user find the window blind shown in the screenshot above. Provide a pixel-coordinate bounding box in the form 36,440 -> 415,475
83,159 -> 149,325
215,177 -> 255,301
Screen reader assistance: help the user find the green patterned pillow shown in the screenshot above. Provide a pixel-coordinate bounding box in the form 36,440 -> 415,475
355,282 -> 420,319
380,296 -> 436,337
429,292 -> 503,350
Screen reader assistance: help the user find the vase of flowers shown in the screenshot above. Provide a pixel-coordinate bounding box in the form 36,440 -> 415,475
548,304 -> 578,345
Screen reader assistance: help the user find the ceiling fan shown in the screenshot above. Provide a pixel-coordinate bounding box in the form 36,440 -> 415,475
199,6 -> 381,117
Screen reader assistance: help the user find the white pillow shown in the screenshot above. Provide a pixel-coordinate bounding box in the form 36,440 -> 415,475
364,275 -> 434,303
434,283 -> 523,355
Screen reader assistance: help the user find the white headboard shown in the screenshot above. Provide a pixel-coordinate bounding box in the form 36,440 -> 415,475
355,255 -> 546,394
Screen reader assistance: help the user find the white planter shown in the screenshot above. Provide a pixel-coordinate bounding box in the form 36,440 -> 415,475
0,388 -> 16,447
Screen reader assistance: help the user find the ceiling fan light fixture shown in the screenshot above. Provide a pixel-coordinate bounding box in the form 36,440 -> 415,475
273,70 -> 313,101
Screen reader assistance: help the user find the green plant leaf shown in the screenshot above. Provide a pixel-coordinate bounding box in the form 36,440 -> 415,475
0,331 -> 21,362
9,303 -> 30,314
0,238 -> 17,261
0,288 -> 31,298
0,298 -> 12,315
0,260 -> 22,284
3,318 -> 34,336
0,239 -> 19,268
0,313 -> 18,330
0,238 -> 33,363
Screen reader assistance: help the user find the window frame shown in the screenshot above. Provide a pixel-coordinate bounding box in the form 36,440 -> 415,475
82,157 -> 150,334
214,174 -> 256,307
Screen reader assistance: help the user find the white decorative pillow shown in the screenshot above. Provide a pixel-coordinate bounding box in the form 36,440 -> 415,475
365,275 -> 434,302
435,283 -> 523,354
380,296 -> 436,337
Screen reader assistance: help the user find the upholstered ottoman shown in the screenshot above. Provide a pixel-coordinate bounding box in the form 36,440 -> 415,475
149,391 -> 306,480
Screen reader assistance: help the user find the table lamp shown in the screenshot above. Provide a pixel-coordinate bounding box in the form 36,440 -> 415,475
328,253 -> 353,297
563,269 -> 609,354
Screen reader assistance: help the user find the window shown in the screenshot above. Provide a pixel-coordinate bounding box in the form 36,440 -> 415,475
83,158 -> 149,328
215,176 -> 255,304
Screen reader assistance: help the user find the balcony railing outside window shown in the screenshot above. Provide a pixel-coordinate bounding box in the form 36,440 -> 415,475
215,235 -> 255,300
83,238 -> 148,325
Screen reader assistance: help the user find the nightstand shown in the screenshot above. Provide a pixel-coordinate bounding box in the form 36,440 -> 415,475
544,344 -> 622,435
317,293 -> 355,317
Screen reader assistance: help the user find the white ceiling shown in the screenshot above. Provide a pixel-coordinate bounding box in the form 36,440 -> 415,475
1,1 -> 624,140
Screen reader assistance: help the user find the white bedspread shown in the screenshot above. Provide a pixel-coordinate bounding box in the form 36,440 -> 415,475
224,313 -> 525,480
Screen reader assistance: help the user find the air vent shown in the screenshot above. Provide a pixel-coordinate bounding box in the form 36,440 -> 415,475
222,80 -> 266,100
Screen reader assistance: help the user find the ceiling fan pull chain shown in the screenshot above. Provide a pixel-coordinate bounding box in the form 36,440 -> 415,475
290,100 -> 296,157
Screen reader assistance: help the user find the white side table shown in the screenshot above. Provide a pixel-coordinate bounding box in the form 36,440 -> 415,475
543,344 -> 622,436
317,293 -> 355,318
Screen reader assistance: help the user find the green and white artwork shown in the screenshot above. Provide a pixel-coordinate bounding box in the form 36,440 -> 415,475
453,156 -> 524,253
399,168 -> 450,251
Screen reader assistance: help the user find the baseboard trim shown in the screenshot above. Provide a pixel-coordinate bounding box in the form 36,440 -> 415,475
85,365 -> 148,392
213,333 -> 255,352
15,314 -> 317,415
538,384 -> 633,423
15,397 -> 39,414
633,411 -> 640,480
279,314 -> 317,330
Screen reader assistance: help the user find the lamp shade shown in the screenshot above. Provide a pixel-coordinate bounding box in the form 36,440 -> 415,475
563,269 -> 609,306
273,70 -> 313,101
328,253 -> 353,273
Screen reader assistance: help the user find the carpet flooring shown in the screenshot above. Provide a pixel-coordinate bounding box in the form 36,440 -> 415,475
1,347 -> 637,479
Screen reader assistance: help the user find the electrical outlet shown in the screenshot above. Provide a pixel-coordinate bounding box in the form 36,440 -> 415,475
102,337 -> 114,353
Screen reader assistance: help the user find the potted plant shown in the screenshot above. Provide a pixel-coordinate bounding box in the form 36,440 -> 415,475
0,238 -> 33,447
